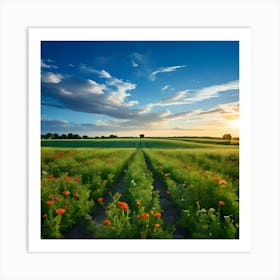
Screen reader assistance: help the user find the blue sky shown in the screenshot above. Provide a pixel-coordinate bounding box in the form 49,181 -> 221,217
41,41 -> 239,137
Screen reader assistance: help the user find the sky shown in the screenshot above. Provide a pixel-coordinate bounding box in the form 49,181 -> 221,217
41,41 -> 239,137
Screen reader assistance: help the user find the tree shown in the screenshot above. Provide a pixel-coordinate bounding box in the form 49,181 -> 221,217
140,134 -> 144,138
223,134 -> 232,140
83,135 -> 88,139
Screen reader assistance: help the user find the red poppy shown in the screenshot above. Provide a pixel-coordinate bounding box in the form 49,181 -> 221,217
154,212 -> 161,218
48,175 -> 55,180
62,190 -> 70,196
117,201 -> 129,211
98,197 -> 104,203
220,180 -> 227,185
213,177 -> 220,183
104,219 -> 111,226
56,208 -> 66,215
218,201 -> 225,206
64,176 -> 71,181
154,223 -> 160,229
54,196 -> 59,201
73,192 -> 79,198
73,177 -> 79,182
142,213 -> 149,219
46,200 -> 53,205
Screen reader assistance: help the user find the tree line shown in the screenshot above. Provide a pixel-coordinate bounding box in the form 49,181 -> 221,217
41,133 -> 118,139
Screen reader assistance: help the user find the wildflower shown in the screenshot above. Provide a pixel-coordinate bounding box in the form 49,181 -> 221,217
136,201 -> 141,207
73,192 -> 79,198
62,190 -> 70,196
98,197 -> 104,203
54,196 -> 59,201
104,219 -> 111,226
56,208 -> 66,215
117,201 -> 129,211
220,180 -> 227,185
213,177 -> 220,183
73,177 -> 79,182
46,200 -> 53,205
142,213 -> 149,219
154,223 -> 160,229
137,214 -> 143,219
64,176 -> 71,181
48,175 -> 55,180
154,212 -> 161,218
219,201 -> 225,206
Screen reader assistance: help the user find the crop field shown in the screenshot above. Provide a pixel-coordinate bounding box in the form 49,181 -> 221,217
41,138 -> 239,239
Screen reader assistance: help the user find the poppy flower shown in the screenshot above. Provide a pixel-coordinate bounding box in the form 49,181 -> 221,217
218,201 -> 225,206
54,196 -> 59,201
73,193 -> 79,198
73,177 -> 79,182
154,212 -> 161,218
220,180 -> 227,185
117,201 -> 129,211
154,223 -> 160,229
48,175 -> 55,180
104,219 -> 111,226
213,177 -> 220,183
64,176 -> 71,181
62,190 -> 70,196
137,214 -> 143,219
56,208 -> 66,215
142,213 -> 149,219
136,201 -> 141,207
98,197 -> 103,203
46,200 -> 53,205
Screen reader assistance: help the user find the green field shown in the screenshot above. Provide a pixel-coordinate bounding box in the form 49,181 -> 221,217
41,138 -> 239,239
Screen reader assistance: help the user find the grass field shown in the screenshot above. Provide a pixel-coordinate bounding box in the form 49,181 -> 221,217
41,138 -> 239,239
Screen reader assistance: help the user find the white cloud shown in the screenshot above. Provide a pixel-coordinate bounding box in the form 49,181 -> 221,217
41,72 -> 63,83
86,80 -> 106,95
131,60 -> 138,67
154,80 -> 239,107
150,65 -> 186,81
68,64 -> 74,67
80,64 -> 112,79
162,85 -> 169,91
41,59 -> 58,69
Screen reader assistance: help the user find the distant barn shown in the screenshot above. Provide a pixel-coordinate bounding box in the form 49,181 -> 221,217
223,134 -> 232,140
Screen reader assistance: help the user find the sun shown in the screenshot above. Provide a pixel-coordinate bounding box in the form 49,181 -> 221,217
227,119 -> 239,129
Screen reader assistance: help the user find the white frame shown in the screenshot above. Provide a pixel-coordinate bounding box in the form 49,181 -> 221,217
28,27 -> 252,253
1,1 -> 279,279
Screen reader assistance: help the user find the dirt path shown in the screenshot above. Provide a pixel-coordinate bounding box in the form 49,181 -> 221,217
143,151 -> 190,238
64,151 -> 136,238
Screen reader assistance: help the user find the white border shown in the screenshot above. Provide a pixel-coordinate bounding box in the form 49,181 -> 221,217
28,27 -> 252,253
